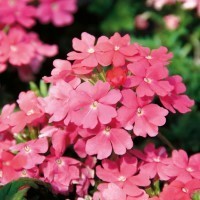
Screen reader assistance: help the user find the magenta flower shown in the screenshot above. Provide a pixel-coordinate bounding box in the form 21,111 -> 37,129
0,0 -> 36,28
96,154 -> 150,199
160,75 -> 194,113
117,89 -> 168,137
37,0 -> 77,27
71,81 -> 122,129
125,60 -> 173,97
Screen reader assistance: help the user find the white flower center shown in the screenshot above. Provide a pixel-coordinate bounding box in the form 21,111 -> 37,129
21,169 -> 27,176
51,3 -> 59,11
56,158 -> 63,166
10,45 -> 18,52
114,46 -> 120,51
118,176 -> 126,182
90,101 -> 98,110
103,126 -> 111,136
137,107 -> 143,116
144,77 -> 152,83
24,145 -> 31,153
186,167 -> 194,172
145,55 -> 152,60
26,109 -> 35,116
153,157 -> 161,162
182,187 -> 188,193
87,48 -> 95,54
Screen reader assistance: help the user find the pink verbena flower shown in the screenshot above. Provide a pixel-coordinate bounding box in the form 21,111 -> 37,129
10,137 -> 48,169
9,91 -> 44,133
78,120 -> 133,159
67,32 -> 113,68
130,44 -> 173,66
164,15 -> 180,31
71,80 -> 121,129
41,154 -> 80,194
96,154 -> 150,199
125,60 -> 173,97
160,75 -> 194,113
0,104 -> 15,133
164,150 -> 200,183
37,0 -> 77,27
147,0 -> 176,10
0,0 -> 36,28
131,143 -> 171,180
117,89 -> 168,137
159,179 -> 200,200
179,0 -> 200,16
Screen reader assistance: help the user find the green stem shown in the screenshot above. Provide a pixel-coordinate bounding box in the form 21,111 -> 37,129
157,132 -> 175,150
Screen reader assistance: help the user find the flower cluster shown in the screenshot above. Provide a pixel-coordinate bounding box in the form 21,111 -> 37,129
146,0 -> 200,16
0,0 -> 77,80
0,32 -> 196,199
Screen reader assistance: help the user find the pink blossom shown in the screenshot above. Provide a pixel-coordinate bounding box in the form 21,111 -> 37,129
131,143 -> 171,180
117,89 -> 168,137
9,91 -> 45,133
10,138 -> 48,169
179,0 -> 200,16
164,15 -> 180,31
71,81 -> 121,129
160,75 -> 194,113
164,150 -> 200,182
78,120 -> 133,159
125,60 -> 173,97
67,32 -> 113,67
96,154 -> 150,199
130,44 -> 173,66
41,154 -> 80,194
147,0 -> 176,10
135,13 -> 149,30
37,0 -> 77,27
0,0 -> 36,28
160,179 -> 200,200
0,104 -> 15,133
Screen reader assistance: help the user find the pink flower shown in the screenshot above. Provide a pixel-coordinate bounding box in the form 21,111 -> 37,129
164,15 -> 180,30
117,89 -> 168,137
147,0 -> 176,10
135,13 -> 149,30
125,60 -> 173,97
130,44 -> 173,66
131,143 -> 171,180
0,104 -> 15,133
0,0 -> 36,28
160,179 -> 200,200
71,81 -> 121,129
160,75 -> 194,113
67,32 -> 113,67
10,138 -> 48,169
9,91 -> 44,133
37,0 -> 77,27
179,0 -> 200,16
78,120 -> 133,159
96,154 -> 150,199
164,150 -> 200,182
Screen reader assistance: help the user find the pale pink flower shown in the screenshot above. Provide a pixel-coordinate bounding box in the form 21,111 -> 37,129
96,154 -> 150,199
131,143 -> 171,180
160,179 -> 200,200
164,15 -> 180,30
130,44 -> 173,66
9,91 -> 45,133
179,0 -> 200,16
147,0 -> 176,10
37,0 -> 77,27
78,120 -> 133,159
71,81 -> 121,129
125,60 -> 173,97
0,104 -> 15,133
117,89 -> 168,137
67,32 -> 113,67
0,0 -> 36,28
10,138 -> 48,169
160,75 -> 194,113
164,150 -> 200,182
135,13 -> 149,30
